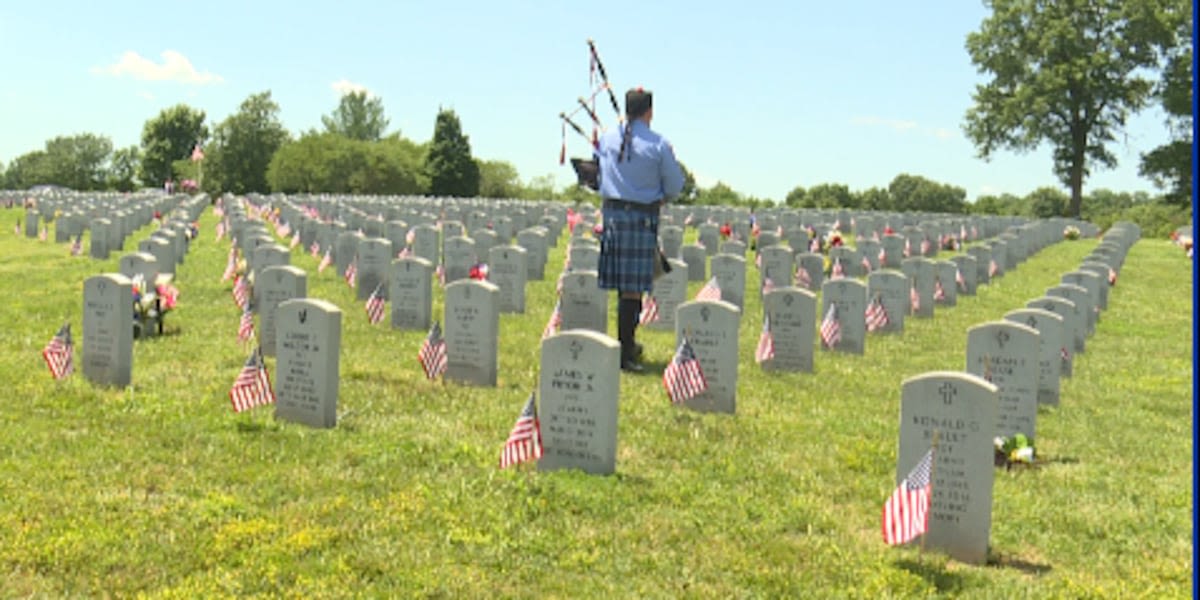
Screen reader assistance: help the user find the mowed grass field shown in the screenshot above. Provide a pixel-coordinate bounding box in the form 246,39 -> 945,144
0,205 -> 1192,598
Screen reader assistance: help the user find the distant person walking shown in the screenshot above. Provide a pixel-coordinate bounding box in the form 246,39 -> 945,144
596,87 -> 685,372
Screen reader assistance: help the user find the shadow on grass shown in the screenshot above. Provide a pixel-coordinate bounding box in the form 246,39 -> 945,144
896,558 -> 966,594
987,550 -> 1053,575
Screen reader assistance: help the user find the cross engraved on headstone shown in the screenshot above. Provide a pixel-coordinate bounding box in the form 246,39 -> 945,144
569,340 -> 582,361
701,306 -> 710,322
996,330 -> 1009,348
1027,316 -> 1037,328
299,309 -> 307,323
939,382 -> 957,405
783,294 -> 793,306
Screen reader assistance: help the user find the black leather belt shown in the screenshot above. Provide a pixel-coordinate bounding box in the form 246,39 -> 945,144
603,199 -> 660,215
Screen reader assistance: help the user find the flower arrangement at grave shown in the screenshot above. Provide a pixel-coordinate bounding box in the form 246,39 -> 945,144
719,223 -> 732,239
994,433 -> 1035,469
824,231 -> 844,254
942,234 -> 960,251
1063,225 -> 1081,240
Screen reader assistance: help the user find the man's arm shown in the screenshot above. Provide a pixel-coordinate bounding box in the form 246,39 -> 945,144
659,139 -> 685,201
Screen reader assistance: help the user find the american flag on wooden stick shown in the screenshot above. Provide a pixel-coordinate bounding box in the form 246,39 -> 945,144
830,257 -> 845,280
639,294 -> 659,325
882,447 -> 934,546
237,304 -> 254,343
499,392 -> 542,469
229,347 -> 275,413
69,234 -> 82,256
663,336 -> 707,405
955,267 -> 966,291
695,276 -> 721,302
755,315 -> 775,364
42,322 -> 73,380
365,283 -> 386,325
820,303 -> 841,349
910,283 -> 920,314
542,300 -> 563,339
318,249 -> 333,273
232,275 -> 249,310
933,278 -> 946,302
344,260 -> 358,287
865,295 -> 890,332
418,321 -> 448,379
795,265 -> 811,290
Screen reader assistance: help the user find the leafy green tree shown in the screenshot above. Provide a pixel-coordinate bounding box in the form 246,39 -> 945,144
971,192 -> 1024,215
426,108 -> 479,197
322,91 -> 390,141
856,186 -> 892,211
1025,186 -> 1069,218
675,160 -> 698,204
784,185 -> 807,207
806,183 -> 855,209
695,181 -> 740,206
266,132 -> 424,195
140,104 -> 207,186
4,150 -> 52,189
477,159 -> 522,198
522,174 -> 558,200
1139,0 -> 1192,207
107,146 -> 141,191
888,174 -> 967,213
964,0 -> 1165,217
205,91 -> 290,194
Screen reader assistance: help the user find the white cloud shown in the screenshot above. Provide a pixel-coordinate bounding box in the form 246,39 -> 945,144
136,91 -> 155,101
850,115 -> 918,133
331,79 -> 372,97
92,50 -> 223,85
932,127 -> 956,140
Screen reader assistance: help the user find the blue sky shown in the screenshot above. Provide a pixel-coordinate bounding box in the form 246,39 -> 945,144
0,1 -> 1173,202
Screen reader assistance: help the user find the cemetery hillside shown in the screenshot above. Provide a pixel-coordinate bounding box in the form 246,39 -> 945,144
0,189 -> 1192,597
0,0 -> 1194,597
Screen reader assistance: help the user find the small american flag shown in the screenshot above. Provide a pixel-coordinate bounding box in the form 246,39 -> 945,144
861,255 -> 873,273
436,264 -> 446,287
499,392 -> 542,469
229,347 -> 275,413
878,247 -> 887,265
365,283 -> 386,325
406,228 -> 415,246
398,247 -> 412,259
42,323 -> 73,380
290,231 -> 300,249
960,225 -> 967,241
933,278 -> 946,301
820,303 -> 841,349
318,249 -> 333,273
795,265 -> 812,290
215,220 -> 226,241
761,276 -> 776,297
418,321 -> 448,379
13,220 -> 19,235
809,237 -> 820,253
755,315 -> 775,364
872,230 -> 880,243
344,260 -> 358,287
920,239 -> 931,255
221,248 -> 237,282
695,276 -> 722,302
38,226 -> 46,241
830,257 -> 845,280
555,272 -> 565,296
865,295 -> 890,332
69,234 -> 82,256
971,225 -> 978,240
663,337 -> 707,405
542,300 -> 563,339
910,283 -> 920,313
955,268 -> 966,291
989,259 -> 999,278
232,275 -> 249,310
309,241 -> 320,258
882,447 -> 934,546
639,295 -> 659,325
1061,346 -> 1071,361
903,238 -> 912,257
1107,267 -> 1117,286
237,304 -> 254,343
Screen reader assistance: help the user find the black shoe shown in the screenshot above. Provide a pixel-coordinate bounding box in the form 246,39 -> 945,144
621,358 -> 645,373
632,342 -> 644,360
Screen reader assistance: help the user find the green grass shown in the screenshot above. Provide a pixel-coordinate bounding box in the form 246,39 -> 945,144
0,208 -> 1192,598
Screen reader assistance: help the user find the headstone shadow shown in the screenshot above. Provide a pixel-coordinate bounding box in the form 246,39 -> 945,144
895,558 -> 966,595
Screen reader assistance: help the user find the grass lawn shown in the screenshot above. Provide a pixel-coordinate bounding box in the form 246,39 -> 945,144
0,205 -> 1191,598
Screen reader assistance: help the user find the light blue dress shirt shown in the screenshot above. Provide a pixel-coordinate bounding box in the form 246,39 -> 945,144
596,120 -> 685,204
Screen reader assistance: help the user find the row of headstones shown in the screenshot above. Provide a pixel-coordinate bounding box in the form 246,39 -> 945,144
890,222 -> 1139,564
80,196 -> 210,384
11,191 -> 203,257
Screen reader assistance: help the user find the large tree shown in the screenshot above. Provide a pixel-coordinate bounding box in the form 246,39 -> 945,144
888,173 -> 967,213
266,132 -> 425,195
107,145 -> 141,192
322,91 -> 390,141
963,0 -> 1164,217
1139,0 -> 1192,207
476,159 -> 522,198
140,104 -> 207,187
425,109 -> 479,197
205,91 -> 290,194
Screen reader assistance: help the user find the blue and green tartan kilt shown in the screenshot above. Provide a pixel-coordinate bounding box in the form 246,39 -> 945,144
597,206 -> 659,293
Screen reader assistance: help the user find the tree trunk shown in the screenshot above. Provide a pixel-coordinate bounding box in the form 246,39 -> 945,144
1068,164 -> 1084,218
